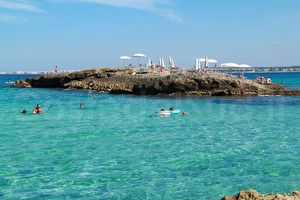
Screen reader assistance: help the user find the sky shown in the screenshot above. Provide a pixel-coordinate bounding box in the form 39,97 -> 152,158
0,0 -> 300,71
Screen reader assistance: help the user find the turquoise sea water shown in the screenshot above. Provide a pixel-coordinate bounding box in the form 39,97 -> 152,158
243,72 -> 300,89
0,73 -> 300,199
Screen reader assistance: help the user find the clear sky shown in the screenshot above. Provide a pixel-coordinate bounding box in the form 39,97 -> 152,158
0,0 -> 300,71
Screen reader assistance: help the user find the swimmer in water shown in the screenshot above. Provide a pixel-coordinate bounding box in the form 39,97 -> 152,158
182,112 -> 189,116
32,104 -> 43,114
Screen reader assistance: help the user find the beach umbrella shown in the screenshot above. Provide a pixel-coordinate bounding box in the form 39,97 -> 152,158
158,57 -> 165,68
200,58 -> 202,68
239,64 -> 251,68
118,56 -> 131,66
169,56 -> 176,68
172,57 -> 176,68
198,57 -> 209,68
208,59 -> 218,63
199,58 -> 202,70
205,56 -> 209,68
220,63 -> 240,68
132,53 -> 146,66
147,58 -> 152,68
196,58 -> 202,71
199,58 -> 218,63
195,58 -> 198,71
208,59 -> 218,68
119,56 -> 131,60
132,53 -> 146,58
161,58 -> 165,68
169,56 -> 172,68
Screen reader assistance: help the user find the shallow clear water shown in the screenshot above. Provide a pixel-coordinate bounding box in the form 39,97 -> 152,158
0,73 -> 299,199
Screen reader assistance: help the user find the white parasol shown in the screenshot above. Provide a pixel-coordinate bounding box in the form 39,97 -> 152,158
132,53 -> 146,67
118,56 -> 131,66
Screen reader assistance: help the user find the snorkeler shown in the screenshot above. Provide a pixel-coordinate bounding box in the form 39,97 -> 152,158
159,109 -> 171,115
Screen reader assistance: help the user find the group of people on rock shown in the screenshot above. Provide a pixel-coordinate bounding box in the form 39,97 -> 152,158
255,75 -> 272,84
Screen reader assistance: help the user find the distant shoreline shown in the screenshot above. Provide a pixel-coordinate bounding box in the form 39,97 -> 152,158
235,71 -> 300,74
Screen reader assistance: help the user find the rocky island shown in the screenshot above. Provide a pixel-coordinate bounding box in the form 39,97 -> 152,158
13,68 -> 300,96
222,189 -> 300,200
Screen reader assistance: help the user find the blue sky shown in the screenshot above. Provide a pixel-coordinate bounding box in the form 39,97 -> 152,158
0,0 -> 300,71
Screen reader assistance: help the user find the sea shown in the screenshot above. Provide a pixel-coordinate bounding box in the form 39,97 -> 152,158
0,72 -> 299,199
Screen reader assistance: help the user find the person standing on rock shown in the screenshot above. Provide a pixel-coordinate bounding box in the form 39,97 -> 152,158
54,66 -> 59,75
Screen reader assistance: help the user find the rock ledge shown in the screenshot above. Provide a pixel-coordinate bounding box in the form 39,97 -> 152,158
13,68 -> 300,96
222,189 -> 300,200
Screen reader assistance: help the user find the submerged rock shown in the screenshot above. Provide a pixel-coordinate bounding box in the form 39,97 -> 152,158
222,189 -> 300,200
13,68 -> 300,96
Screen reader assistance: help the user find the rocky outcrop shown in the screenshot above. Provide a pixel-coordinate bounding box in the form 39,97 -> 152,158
222,189 -> 300,200
12,80 -> 31,88
13,68 -> 300,96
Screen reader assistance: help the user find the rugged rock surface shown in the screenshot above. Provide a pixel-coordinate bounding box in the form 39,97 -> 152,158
13,80 -> 32,88
13,68 -> 300,96
222,189 -> 300,200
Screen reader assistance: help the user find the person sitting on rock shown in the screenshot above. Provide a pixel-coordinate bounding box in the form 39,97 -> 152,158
32,104 -> 43,114
259,76 -> 266,83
